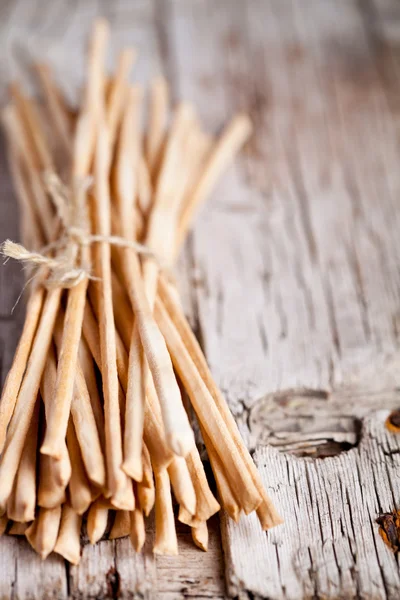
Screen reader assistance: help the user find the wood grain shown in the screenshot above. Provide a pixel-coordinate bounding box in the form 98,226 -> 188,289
1,0 -> 400,598
223,411 -> 400,599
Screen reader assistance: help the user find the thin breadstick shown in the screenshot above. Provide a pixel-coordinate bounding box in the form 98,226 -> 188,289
6,396 -> 39,522
180,448 -> 220,525
146,75 -> 169,176
33,62 -> 72,158
109,471 -> 135,512
130,508 -> 145,552
52,315 -> 106,487
82,299 -> 103,367
40,345 -> 71,490
93,121 -> 128,505
54,504 -> 82,565
137,483 -> 155,518
137,156 -> 153,221
202,428 -> 240,522
38,453 -> 67,509
130,487 -> 145,553
4,100 -> 54,239
143,379 -> 174,471
0,287 -> 62,514
66,419 -> 93,515
144,102 -> 195,283
107,48 -> 137,151
3,109 -> 46,248
78,338 -> 105,451
9,82 -> 54,170
0,113 -> 46,450
39,428 -> 70,507
137,444 -> 155,516
175,114 -> 252,254
158,277 -> 282,528
0,284 -> 44,453
109,510 -> 130,540
88,282 -> 131,385
95,270 -> 173,479
9,522 -> 28,535
155,300 -> 261,515
113,87 -> 145,476
168,456 -> 196,516
113,86 -> 142,241
26,505 -> 62,559
84,288 -> 173,471
40,65 -> 94,460
141,444 -> 154,489
115,102 -> 195,458
153,468 -> 178,555
77,17 -> 110,177
111,272 -> 133,350
41,275 -> 89,459
192,521 -> 208,552
87,498 -> 109,544
123,336 -> 145,481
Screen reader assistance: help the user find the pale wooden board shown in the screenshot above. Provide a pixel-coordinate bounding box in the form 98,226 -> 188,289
1,0 -> 400,598
223,411 -> 400,599
167,0 -> 400,597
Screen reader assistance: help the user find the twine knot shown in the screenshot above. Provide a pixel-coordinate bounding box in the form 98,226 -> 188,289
1,171 -> 165,290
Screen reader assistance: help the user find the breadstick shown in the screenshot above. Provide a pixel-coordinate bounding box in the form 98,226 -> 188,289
87,497 -> 109,544
54,504 -> 82,565
137,444 -> 155,516
168,456 -> 196,516
153,468 -> 178,555
53,314 -> 106,487
146,75 -> 169,178
175,114 -> 252,254
107,48 -> 137,152
155,300 -> 261,515
130,487 -> 146,553
0,287 -> 62,514
66,419 -> 93,515
93,120 -> 128,506
158,277 -> 282,528
26,505 -> 62,559
6,396 -> 39,522
192,521 -> 208,552
33,62 -> 73,159
0,285 -> 44,454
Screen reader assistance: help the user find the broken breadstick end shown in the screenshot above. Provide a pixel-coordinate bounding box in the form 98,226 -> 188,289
192,521 -> 208,552
166,431 -> 195,458
122,458 -> 143,482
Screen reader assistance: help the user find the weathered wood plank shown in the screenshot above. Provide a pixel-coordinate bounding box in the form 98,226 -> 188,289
169,0 -> 400,421
0,536 -> 68,600
223,411 -> 400,599
2,0 -> 400,598
155,518 -> 225,600
166,0 -> 400,596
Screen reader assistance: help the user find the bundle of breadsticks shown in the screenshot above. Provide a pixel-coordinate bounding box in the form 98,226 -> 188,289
0,18 -> 282,563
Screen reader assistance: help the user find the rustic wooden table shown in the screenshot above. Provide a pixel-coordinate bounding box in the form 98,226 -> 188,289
1,0 -> 400,598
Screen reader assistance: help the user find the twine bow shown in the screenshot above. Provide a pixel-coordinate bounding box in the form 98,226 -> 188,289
1,171 -> 161,289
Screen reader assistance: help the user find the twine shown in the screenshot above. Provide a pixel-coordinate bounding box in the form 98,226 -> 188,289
1,171 -> 163,289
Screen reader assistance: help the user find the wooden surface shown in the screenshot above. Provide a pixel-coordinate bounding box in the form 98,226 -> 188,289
1,0 -> 400,598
